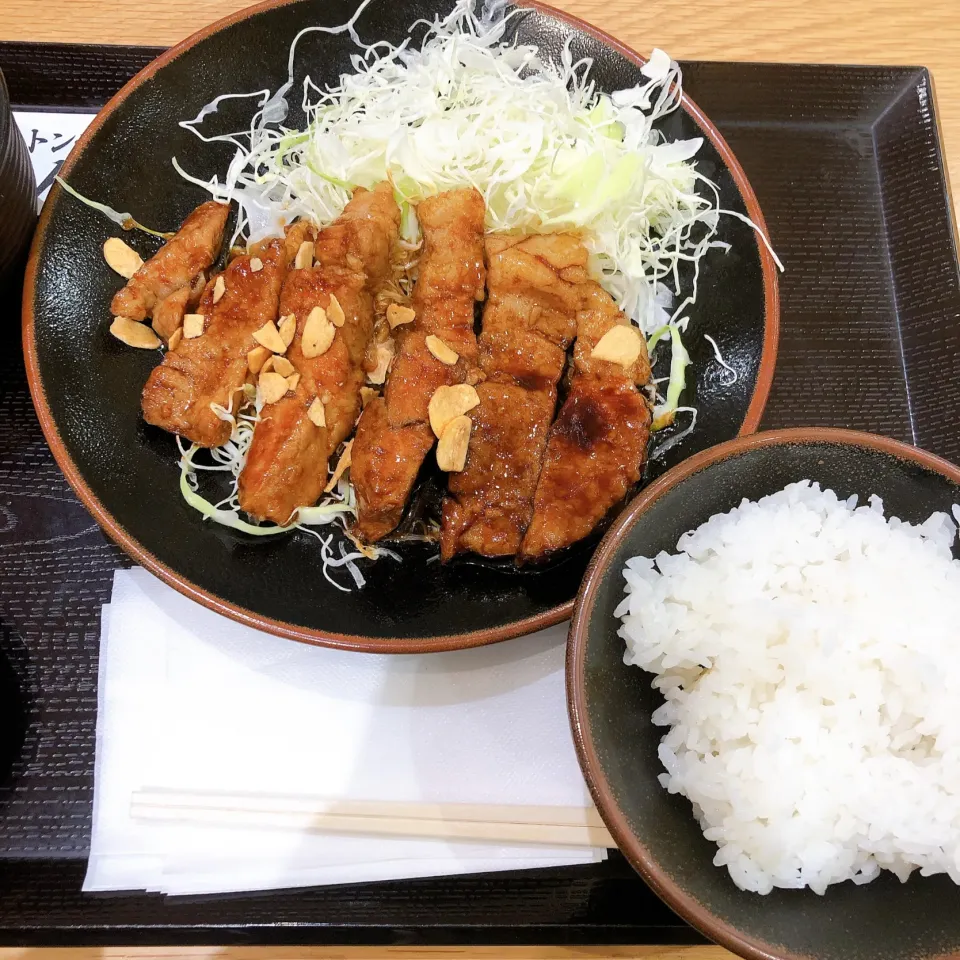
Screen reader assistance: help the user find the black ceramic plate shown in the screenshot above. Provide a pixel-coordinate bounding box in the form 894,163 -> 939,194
23,0 -> 778,652
568,428 -> 960,960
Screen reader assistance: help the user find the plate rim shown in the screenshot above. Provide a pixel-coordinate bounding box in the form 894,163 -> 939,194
566,426 -> 960,960
21,0 -> 781,654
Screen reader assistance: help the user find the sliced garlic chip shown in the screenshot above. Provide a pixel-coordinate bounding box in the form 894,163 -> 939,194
294,240 -> 315,270
182,313 -> 205,339
327,294 -> 346,328
386,303 -> 416,329
308,396 -> 326,428
590,325 -> 645,368
278,312 -> 297,348
103,237 -> 143,279
110,316 -> 160,349
270,355 -> 295,377
247,346 -> 271,375
258,371 -> 289,404
428,384 -> 480,438
426,335 -> 459,365
302,306 -> 335,358
436,415 -> 472,472
252,321 -> 287,354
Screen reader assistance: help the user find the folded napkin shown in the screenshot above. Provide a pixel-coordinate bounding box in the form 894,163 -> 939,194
85,569 -> 607,895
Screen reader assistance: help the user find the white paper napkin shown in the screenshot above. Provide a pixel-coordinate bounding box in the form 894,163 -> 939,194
85,568 -> 607,895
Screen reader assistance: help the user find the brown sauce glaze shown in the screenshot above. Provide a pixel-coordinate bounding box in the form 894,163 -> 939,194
552,391 -> 607,451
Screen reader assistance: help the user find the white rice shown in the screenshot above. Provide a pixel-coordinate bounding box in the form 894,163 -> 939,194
615,480 -> 960,895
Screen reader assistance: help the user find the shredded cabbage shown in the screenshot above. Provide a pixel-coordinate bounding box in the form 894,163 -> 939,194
55,176 -> 174,238
704,332 -> 738,386
652,323 -> 690,431
179,446 -> 292,535
177,395 -> 393,590
650,406 -> 698,461
176,0 -> 779,336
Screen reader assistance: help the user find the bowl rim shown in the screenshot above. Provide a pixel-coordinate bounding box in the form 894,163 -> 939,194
21,0 -> 780,654
567,426 -> 960,960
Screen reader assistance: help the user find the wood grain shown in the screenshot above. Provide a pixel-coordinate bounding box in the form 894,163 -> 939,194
0,949 -> 731,959
0,2 -> 954,958
2,0 -> 959,194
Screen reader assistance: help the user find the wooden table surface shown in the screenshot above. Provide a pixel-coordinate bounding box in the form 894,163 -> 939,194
1,0 -> 958,958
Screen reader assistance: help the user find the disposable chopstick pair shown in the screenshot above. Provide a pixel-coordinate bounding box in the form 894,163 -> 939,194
130,790 -> 616,848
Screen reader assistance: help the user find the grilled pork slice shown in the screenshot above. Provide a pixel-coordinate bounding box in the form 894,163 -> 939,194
440,382 -> 556,558
237,186 -> 401,524
251,219 -> 317,267
519,288 -> 653,560
407,188 -> 485,305
477,329 -> 566,393
151,285 -> 192,342
237,266 -> 372,525
382,188 -> 485,429
111,201 -> 229,322
352,188 -> 486,542
482,232 -> 590,323
519,375 -> 651,558
384,327 -> 480,428
439,232 -> 590,560
572,285 -> 652,386
313,182 -> 401,290
141,238 -> 288,448
351,398 -> 436,542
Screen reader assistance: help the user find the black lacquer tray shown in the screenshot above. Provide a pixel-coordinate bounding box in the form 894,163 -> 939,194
0,39 -> 958,946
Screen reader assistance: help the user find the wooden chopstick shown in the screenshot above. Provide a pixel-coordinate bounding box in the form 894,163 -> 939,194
132,791 -> 609,826
129,790 -> 616,848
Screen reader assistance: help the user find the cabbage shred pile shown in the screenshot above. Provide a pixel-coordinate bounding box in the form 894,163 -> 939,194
176,387 -> 393,591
